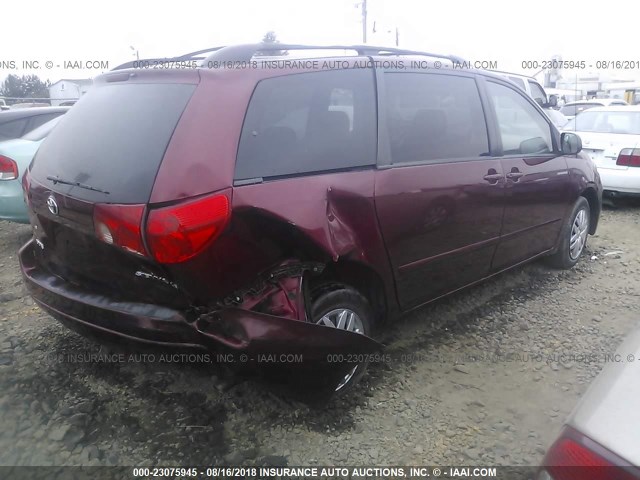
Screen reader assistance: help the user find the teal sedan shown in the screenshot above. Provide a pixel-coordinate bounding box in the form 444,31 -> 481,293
0,116 -> 63,223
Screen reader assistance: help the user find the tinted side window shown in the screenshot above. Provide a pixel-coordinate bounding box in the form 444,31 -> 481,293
235,69 -> 376,181
384,73 -> 489,164
487,82 -> 553,155
528,81 -> 547,104
0,118 -> 28,140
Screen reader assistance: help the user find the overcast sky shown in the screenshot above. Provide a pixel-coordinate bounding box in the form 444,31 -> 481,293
1,0 -> 639,83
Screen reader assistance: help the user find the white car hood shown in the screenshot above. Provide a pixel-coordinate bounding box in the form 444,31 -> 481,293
566,326 -> 640,465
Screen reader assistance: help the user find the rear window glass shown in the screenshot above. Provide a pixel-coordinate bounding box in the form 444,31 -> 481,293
235,69 -> 376,181
31,83 -> 195,203
565,111 -> 640,134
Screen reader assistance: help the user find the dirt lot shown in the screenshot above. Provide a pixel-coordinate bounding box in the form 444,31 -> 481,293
1,200 -> 639,469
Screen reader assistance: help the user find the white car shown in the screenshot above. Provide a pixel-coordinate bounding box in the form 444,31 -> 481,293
560,98 -> 629,121
538,328 -> 640,478
544,108 -> 569,129
564,106 -> 640,196
492,72 -> 568,127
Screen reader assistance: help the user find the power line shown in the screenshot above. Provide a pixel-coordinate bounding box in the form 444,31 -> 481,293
362,0 -> 367,43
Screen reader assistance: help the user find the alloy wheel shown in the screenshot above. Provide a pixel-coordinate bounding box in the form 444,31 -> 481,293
569,208 -> 589,260
315,308 -> 364,391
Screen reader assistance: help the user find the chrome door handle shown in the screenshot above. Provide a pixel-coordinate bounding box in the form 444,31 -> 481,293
483,173 -> 503,182
506,172 -> 525,181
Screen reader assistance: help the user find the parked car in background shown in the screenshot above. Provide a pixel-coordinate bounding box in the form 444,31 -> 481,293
538,328 -> 640,478
561,98 -> 629,121
10,102 -> 51,109
19,44 -> 601,394
0,116 -> 65,223
564,106 -> 640,197
493,71 -> 556,107
544,108 -> 569,129
0,107 -> 69,141
492,71 -> 567,127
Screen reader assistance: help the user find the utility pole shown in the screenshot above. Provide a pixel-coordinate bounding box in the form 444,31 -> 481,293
362,0 -> 367,43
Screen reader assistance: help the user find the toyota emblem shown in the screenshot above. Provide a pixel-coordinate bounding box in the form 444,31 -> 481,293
46,195 -> 59,215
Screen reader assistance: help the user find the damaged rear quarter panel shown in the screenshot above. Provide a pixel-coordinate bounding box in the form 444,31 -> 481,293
168,170 -> 396,312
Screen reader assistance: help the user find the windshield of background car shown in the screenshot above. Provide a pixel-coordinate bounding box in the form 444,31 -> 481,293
565,110 -> 640,134
528,81 -> 547,104
560,103 -> 602,117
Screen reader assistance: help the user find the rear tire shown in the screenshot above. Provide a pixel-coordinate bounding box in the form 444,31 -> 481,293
310,285 -> 372,394
547,197 -> 590,269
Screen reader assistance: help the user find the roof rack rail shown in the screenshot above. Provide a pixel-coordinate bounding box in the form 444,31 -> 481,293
112,44 -> 466,71
111,46 -> 226,71
488,69 -> 537,79
201,43 -> 466,65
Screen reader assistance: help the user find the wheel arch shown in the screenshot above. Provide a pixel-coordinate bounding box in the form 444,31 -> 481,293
581,185 -> 600,234
307,259 -> 388,325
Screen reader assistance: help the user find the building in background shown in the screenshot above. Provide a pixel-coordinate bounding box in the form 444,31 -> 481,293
48,79 -> 93,106
603,80 -> 640,104
554,72 -> 640,102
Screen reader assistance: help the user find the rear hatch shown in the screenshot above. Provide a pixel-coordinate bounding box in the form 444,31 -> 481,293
573,131 -> 640,171
27,72 -> 198,309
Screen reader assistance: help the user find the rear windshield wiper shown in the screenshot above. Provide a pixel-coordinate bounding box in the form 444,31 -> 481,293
46,176 -> 110,195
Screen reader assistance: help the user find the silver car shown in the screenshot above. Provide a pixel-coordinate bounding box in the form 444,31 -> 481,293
538,328 -> 640,478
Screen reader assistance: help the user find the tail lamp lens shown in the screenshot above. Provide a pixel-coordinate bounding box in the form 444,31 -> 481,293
541,427 -> 640,480
146,193 -> 230,264
616,148 -> 640,167
93,204 -> 146,256
0,155 -> 18,180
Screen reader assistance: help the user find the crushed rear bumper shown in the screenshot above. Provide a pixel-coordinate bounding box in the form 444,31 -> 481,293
19,239 -> 382,372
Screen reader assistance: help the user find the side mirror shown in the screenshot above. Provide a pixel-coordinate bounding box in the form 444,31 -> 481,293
561,132 -> 582,155
547,95 -> 558,108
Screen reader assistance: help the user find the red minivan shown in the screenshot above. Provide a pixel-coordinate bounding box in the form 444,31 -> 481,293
19,44 -> 602,393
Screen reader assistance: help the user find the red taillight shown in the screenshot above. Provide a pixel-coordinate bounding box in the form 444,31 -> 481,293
616,148 -> 640,167
0,154 -> 18,180
542,427 -> 640,480
145,193 -> 230,264
94,204 -> 146,257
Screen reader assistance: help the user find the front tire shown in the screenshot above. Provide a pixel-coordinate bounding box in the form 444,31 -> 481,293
310,285 -> 372,394
547,197 -> 590,269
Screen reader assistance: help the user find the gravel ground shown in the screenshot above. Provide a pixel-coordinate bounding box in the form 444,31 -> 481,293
1,200 -> 639,469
